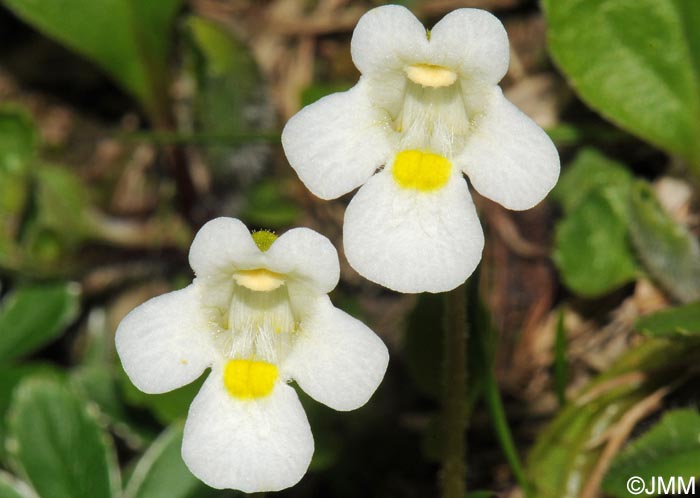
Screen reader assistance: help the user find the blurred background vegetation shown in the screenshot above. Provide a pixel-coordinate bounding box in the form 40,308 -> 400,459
0,0 -> 699,497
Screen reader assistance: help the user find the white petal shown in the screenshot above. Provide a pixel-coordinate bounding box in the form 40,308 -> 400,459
115,285 -> 214,394
264,228 -> 340,295
343,170 -> 484,293
283,296 -> 388,411
428,9 -> 510,84
182,375 -> 313,493
189,217 -> 263,278
351,5 -> 429,76
281,79 -> 393,200
458,88 -> 560,210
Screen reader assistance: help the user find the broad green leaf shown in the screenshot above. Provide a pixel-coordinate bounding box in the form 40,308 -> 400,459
0,107 -> 35,168
16,165 -> 98,270
0,471 -> 36,498
550,148 -> 633,217
543,0 -> 700,168
33,165 -> 95,245
2,0 -> 183,118
0,107 -> 34,214
0,282 -> 80,362
71,366 -> 153,450
185,16 -> 273,189
636,302 -> 700,338
603,409 -> 700,497
0,108 -> 35,267
628,181 -> 700,302
120,365 -> 205,424
0,364 -> 58,463
554,190 -> 638,296
527,339 -> 700,498
7,377 -> 119,498
187,16 -> 268,134
124,423 -> 235,498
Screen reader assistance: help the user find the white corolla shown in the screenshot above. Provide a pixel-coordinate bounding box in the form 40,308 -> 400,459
282,5 -> 560,293
115,218 -> 389,492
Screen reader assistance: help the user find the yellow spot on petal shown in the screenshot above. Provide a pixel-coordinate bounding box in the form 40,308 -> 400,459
251,230 -> 277,252
223,359 -> 278,399
392,150 -> 451,192
405,63 -> 457,88
234,268 -> 285,291
181,359 -> 188,365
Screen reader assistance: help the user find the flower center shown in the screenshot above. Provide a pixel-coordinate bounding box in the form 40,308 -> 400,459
391,149 -> 451,191
405,63 -> 457,88
234,269 -> 285,292
223,359 -> 278,399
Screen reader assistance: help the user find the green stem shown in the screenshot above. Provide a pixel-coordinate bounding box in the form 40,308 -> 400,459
473,315 -> 531,497
440,284 -> 468,498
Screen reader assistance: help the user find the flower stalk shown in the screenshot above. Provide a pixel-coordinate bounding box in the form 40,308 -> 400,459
441,284 -> 468,498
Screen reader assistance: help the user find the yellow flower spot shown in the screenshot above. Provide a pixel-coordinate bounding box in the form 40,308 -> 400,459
405,63 -> 457,88
234,268 -> 285,291
392,150 -> 451,191
223,359 -> 278,399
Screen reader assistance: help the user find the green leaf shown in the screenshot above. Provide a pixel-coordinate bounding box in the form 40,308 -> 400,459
628,181 -> 700,302
635,302 -> 700,338
527,339 -> 700,498
0,107 -> 35,170
33,165 -> 95,244
123,423 -> 240,498
0,471 -> 37,498
543,0 -> 700,168
185,16 -> 274,185
124,423 -> 233,498
0,108 -> 35,265
71,366 -> 153,450
603,409 -> 700,497
0,364 -> 58,463
0,282 -> 80,362
7,377 -> 119,498
2,0 -> 183,118
554,190 -> 638,296
120,365 -> 205,425
550,148 -> 633,217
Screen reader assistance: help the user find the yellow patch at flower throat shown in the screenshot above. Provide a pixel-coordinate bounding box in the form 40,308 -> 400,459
234,269 -> 285,291
391,150 -> 451,191
224,359 -> 278,399
405,63 -> 457,88
235,231 -> 286,291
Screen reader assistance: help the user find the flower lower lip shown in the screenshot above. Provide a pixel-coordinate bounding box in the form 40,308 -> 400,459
405,63 -> 458,88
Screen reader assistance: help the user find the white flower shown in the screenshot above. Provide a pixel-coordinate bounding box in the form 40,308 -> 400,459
281,5 -> 560,293
115,218 -> 389,492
